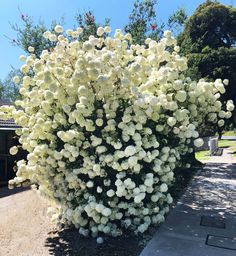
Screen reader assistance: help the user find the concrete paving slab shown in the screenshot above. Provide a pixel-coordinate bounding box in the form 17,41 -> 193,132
221,135 -> 236,140
140,153 -> 236,256
141,233 -> 234,256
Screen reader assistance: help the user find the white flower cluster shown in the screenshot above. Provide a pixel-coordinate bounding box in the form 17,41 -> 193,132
1,26 -> 234,237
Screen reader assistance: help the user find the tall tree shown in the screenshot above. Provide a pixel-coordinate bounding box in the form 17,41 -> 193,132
10,14 -> 57,57
124,0 -> 164,45
75,10 -> 110,42
10,10 -> 109,57
178,1 -> 236,112
0,69 -> 21,101
167,7 -> 188,36
0,80 -> 4,99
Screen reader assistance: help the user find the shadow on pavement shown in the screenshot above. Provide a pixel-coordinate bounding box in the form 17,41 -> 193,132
182,163 -> 236,216
0,186 -> 30,198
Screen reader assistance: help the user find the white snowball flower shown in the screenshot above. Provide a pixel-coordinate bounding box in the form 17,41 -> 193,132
86,181 -> 94,188
96,118 -> 103,126
96,237 -> 104,244
28,46 -> 35,53
54,25 -> 63,33
175,90 -> 187,102
19,55 -> 26,61
104,26 -> 111,33
167,117 -> 177,127
164,30 -> 172,38
223,79 -> 229,86
194,138 -> 204,148
218,119 -> 225,127
97,27 -> 105,36
124,146 -> 136,157
76,27 -> 83,35
10,146 -> 18,155
102,208 -> 112,217
13,76 -> 20,84
160,183 -> 168,192
226,101 -> 234,112
107,189 -> 115,197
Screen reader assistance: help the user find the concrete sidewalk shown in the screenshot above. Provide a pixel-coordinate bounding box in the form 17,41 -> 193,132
140,153 -> 236,256
221,135 -> 236,141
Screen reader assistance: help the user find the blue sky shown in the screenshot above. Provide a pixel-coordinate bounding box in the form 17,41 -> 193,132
0,0 -> 235,80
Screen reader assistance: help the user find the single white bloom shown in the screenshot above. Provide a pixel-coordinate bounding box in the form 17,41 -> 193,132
28,46 -> 35,53
19,55 -> 26,61
218,119 -> 225,127
124,146 -> 136,157
175,90 -> 187,102
97,27 -> 105,37
160,183 -> 168,192
10,146 -> 18,155
194,138 -> 204,148
96,237 -> 104,244
167,117 -> 176,127
13,76 -> 20,84
104,26 -> 111,33
54,25 -> 63,33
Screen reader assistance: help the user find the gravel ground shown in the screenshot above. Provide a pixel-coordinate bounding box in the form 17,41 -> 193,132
0,188 -> 144,256
0,188 -> 54,256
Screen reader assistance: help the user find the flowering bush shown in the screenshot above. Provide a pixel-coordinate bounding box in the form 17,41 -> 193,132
0,25 -> 234,238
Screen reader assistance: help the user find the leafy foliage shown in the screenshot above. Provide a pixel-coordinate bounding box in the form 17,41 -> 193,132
124,0 -> 164,45
0,81 -> 4,99
0,69 -> 22,101
167,7 -> 188,36
178,1 -> 236,111
11,15 -> 57,57
75,11 -> 110,42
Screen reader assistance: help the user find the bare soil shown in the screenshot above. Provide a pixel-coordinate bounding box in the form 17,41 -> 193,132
0,188 -> 54,256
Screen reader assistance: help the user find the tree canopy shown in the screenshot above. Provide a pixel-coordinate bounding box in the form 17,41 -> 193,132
124,0 -> 164,45
0,70 -> 22,101
178,1 -> 236,111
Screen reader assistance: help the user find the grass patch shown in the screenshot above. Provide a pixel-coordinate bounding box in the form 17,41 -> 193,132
229,145 -> 236,157
223,130 -> 235,136
195,140 -> 236,160
218,139 -> 236,148
218,139 -> 236,158
195,150 -> 210,161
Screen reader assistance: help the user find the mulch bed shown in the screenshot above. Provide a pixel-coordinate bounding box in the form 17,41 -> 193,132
45,228 -> 146,256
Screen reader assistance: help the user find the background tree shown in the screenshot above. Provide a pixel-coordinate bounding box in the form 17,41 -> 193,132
167,7 -> 188,36
178,1 -> 236,128
124,0 -> 164,45
0,70 -> 22,101
10,14 -> 58,57
10,10 -> 109,57
0,81 -> 4,99
75,10 -> 110,42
